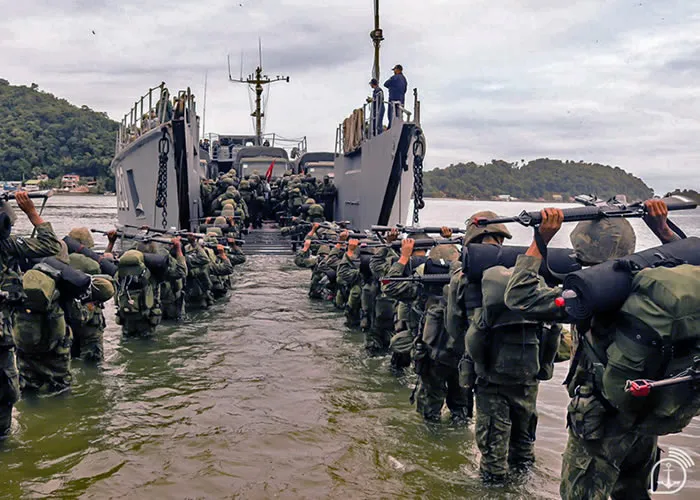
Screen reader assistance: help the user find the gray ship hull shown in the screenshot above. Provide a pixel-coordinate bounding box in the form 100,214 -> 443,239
113,87 -> 205,232
333,110 -> 423,230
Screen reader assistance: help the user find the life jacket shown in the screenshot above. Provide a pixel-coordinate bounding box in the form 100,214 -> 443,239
465,266 -> 557,384
599,264 -> 700,436
115,250 -> 160,326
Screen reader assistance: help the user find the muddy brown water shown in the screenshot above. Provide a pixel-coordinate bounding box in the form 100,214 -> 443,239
1,195 -> 698,499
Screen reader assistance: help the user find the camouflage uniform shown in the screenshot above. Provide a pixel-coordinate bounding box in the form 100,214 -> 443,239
336,251 -> 365,327
117,247 -> 187,337
184,243 -> 214,310
414,249 -> 471,423
367,246 -> 398,354
66,253 -> 108,362
295,245 -> 331,299
318,176 -> 337,221
157,244 -> 188,321
65,228 -> 110,361
14,237 -> 73,395
317,245 -> 343,303
0,219 -> 60,432
504,217 -> 664,499
381,257 -> 427,359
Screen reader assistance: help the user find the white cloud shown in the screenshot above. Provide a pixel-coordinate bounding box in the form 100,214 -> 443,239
1,0 -> 699,193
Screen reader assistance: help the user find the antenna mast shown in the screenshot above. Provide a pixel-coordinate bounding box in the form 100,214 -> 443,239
229,40 -> 289,146
370,0 -> 383,82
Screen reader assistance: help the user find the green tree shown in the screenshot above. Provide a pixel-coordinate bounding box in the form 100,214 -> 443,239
0,79 -> 118,186
423,158 -> 654,201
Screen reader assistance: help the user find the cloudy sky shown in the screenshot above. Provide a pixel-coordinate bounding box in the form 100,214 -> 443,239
1,0 -> 699,193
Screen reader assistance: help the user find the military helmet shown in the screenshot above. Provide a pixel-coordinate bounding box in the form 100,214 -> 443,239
214,216 -> 228,228
428,244 -> 460,262
283,171 -> 292,177
239,180 -> 250,189
221,205 -> 236,217
222,198 -> 235,206
463,211 -> 512,245
219,177 -> 235,188
68,227 -> 95,248
305,198 -> 315,204
207,227 -> 223,236
317,244 -> 331,256
56,240 -> 70,264
226,186 -> 237,194
136,241 -> 157,254
570,218 -> 636,266
0,199 -> 17,226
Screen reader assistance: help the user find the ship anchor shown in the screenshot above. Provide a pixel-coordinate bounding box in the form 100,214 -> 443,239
658,463 -> 681,490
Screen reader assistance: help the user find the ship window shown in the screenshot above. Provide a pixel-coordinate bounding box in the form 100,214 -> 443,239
126,169 -> 145,218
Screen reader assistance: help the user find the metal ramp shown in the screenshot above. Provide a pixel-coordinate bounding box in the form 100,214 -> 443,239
243,222 -> 294,256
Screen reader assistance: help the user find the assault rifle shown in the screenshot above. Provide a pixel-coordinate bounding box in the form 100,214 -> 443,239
191,215 -> 242,222
319,232 -> 370,240
90,228 -> 173,245
326,238 -> 461,249
124,224 -> 207,238
625,357 -> 700,397
288,218 -> 354,230
0,189 -> 54,201
371,224 -> 464,234
379,274 -> 452,286
474,195 -> 697,228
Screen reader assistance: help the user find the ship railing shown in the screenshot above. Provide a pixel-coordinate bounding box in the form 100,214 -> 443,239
116,84 -> 197,154
263,134 -> 308,160
335,88 -> 421,156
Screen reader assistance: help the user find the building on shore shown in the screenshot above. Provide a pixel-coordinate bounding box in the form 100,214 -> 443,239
62,174 -> 80,190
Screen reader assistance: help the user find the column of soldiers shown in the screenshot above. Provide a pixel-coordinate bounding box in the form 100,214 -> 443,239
200,167 -> 337,232
290,199 -> 700,499
0,190 -> 247,438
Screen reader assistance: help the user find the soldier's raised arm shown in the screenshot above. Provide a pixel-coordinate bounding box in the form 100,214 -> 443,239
1,191 -> 61,258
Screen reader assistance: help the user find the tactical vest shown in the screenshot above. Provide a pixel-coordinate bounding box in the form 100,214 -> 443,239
465,266 -> 557,385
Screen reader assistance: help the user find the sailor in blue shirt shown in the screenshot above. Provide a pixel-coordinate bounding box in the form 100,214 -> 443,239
384,64 -> 407,128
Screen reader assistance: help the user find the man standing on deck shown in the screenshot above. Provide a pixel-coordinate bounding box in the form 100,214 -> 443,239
384,64 -> 407,129
368,79 -> 385,136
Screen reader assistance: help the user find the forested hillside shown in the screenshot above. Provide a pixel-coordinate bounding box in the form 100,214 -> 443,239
0,79 -> 117,181
424,158 -> 654,201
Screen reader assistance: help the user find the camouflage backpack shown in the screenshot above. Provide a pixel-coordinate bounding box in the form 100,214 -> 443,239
115,250 -> 160,325
13,266 -> 66,354
601,264 -> 700,435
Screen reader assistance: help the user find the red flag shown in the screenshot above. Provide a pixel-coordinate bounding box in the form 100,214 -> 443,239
265,160 -> 275,182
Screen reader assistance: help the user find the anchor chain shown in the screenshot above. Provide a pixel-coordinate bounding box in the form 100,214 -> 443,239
155,128 -> 170,229
412,130 -> 426,225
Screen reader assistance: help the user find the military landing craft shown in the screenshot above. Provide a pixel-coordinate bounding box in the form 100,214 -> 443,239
112,0 -> 426,251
